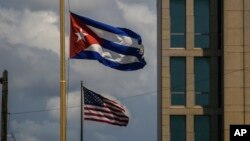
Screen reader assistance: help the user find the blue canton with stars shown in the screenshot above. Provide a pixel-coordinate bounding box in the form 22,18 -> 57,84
84,88 -> 104,107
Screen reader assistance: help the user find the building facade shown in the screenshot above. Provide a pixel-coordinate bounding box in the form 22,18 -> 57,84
158,0 -> 250,140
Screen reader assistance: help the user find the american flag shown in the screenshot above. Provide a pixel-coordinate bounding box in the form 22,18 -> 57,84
83,87 -> 129,126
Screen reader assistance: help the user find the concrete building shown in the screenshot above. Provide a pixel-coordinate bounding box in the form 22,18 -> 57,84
158,0 -> 250,140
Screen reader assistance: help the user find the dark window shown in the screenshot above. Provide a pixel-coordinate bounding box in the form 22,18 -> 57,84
170,115 -> 186,141
195,57 -> 210,106
170,0 -> 186,48
194,0 -> 210,48
194,115 -> 210,141
170,57 -> 186,105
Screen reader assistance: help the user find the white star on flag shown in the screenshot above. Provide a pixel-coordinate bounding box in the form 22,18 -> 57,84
75,28 -> 88,42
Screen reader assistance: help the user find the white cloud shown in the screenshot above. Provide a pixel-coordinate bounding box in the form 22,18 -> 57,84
46,89 -> 131,121
71,0 -> 111,11
1,1 -> 157,141
93,132 -> 116,141
46,91 -> 81,121
46,96 -> 60,120
1,0 -> 58,13
116,0 -> 157,74
11,120 -> 58,141
0,8 -> 60,54
116,0 -> 156,38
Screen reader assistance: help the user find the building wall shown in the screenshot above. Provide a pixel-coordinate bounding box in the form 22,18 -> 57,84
160,0 -> 250,141
223,0 -> 250,140
245,0 -> 250,124
161,0 -> 222,140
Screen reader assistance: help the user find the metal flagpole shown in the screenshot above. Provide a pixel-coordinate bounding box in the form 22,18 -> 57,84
80,81 -> 83,141
1,70 -> 8,141
59,0 -> 67,141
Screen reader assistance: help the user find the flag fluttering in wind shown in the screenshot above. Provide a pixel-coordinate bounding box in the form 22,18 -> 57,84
83,87 -> 129,126
70,12 -> 146,71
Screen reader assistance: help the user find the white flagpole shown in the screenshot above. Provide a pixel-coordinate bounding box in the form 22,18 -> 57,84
60,0 -> 67,141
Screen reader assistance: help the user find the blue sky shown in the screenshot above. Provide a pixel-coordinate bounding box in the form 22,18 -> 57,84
0,0 -> 157,141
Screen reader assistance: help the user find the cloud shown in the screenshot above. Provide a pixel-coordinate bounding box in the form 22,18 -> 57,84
1,0 -> 58,11
46,89 -> 131,122
45,89 -> 157,141
93,132 -> 116,141
0,8 -> 60,54
10,120 -> 59,141
46,96 -> 60,120
116,0 -> 156,38
116,0 -> 157,76
1,0 -> 157,141
0,44 -> 59,97
46,91 -> 80,121
10,119 -> 79,141
71,0 -> 112,11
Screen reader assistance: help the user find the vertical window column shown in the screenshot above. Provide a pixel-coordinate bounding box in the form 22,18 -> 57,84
194,0 -> 210,48
194,116 -> 210,141
194,57 -> 210,106
170,0 -> 186,48
170,57 -> 186,105
170,115 -> 186,141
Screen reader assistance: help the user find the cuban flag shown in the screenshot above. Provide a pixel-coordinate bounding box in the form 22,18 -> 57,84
70,12 -> 146,71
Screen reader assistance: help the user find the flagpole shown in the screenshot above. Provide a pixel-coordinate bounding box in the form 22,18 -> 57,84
80,81 -> 83,141
60,0 -> 67,141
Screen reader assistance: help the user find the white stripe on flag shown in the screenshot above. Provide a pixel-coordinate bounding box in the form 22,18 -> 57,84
87,25 -> 142,48
85,44 -> 140,64
84,115 -> 128,125
84,105 -> 126,116
103,99 -> 125,112
84,110 -> 128,120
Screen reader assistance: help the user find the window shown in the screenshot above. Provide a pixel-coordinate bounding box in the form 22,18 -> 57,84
194,116 -> 210,141
194,0 -> 210,48
170,57 -> 186,105
170,0 -> 186,48
194,57 -> 210,106
170,115 -> 186,141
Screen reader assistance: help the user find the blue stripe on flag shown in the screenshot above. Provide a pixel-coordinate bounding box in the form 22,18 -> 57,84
74,51 -> 146,71
71,12 -> 141,42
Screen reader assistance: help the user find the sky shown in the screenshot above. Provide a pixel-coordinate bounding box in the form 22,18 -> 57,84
0,0 -> 157,141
